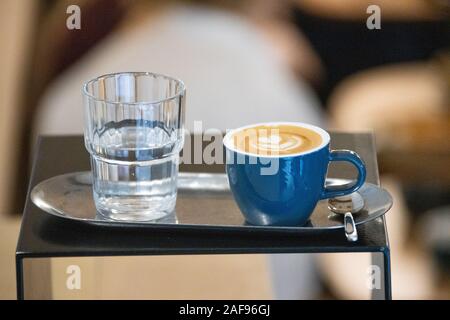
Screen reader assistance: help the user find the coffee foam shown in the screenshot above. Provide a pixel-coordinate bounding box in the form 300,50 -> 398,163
230,124 -> 323,155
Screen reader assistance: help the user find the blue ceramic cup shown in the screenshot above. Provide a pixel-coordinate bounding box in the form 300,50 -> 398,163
223,122 -> 366,226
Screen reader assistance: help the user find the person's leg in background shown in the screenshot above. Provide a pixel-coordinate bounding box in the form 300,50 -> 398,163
0,0 -> 38,299
324,61 -> 448,299
269,254 -> 321,299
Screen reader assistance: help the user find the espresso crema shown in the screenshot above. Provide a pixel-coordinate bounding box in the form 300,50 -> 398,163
230,124 -> 323,155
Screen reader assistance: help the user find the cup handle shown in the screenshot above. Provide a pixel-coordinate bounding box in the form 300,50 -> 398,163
320,150 -> 366,199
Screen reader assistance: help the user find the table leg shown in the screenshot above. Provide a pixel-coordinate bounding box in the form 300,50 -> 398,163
16,255 -> 24,300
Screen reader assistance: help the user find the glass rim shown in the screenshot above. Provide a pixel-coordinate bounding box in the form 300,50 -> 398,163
82,71 -> 186,105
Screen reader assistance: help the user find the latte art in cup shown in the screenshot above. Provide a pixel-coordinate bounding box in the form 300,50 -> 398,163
230,124 -> 323,155
252,133 -> 304,153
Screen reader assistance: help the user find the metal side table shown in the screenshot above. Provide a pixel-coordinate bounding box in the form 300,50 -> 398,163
16,133 -> 391,299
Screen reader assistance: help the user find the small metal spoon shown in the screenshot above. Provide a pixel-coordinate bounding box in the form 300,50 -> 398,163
328,192 -> 364,242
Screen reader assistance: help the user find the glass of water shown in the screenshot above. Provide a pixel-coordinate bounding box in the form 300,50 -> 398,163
83,72 -> 185,221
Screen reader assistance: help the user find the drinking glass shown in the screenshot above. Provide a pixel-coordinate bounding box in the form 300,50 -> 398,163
83,72 -> 185,221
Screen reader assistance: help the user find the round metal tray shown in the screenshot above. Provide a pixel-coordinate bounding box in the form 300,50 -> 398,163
31,171 -> 392,231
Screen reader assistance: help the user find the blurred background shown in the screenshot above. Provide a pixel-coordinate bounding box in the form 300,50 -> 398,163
0,0 -> 449,299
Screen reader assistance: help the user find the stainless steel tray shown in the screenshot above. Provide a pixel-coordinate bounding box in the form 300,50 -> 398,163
30,171 -> 392,231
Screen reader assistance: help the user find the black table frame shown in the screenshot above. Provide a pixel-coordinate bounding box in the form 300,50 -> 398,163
16,134 -> 391,300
